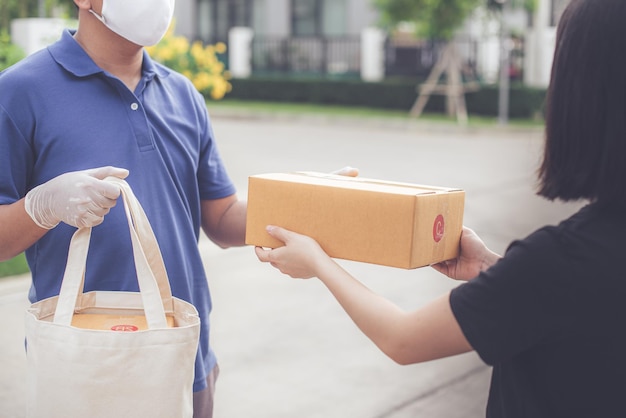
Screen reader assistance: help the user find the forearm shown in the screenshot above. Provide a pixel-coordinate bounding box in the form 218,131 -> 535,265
202,199 -> 247,248
255,226 -> 474,364
0,200 -> 46,261
315,259 -> 472,364
314,258 -> 416,362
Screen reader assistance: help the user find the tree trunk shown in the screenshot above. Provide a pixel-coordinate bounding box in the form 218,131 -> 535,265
409,40 -> 476,125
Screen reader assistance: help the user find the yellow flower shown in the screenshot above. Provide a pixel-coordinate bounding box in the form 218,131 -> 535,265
191,41 -> 205,63
193,72 -> 212,92
146,23 -> 230,100
215,42 -> 227,54
171,37 -> 190,55
156,46 -> 175,62
210,78 -> 232,100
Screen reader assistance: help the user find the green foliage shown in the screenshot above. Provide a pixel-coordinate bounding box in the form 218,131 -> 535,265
226,77 -> 547,119
0,30 -> 25,71
146,24 -> 232,100
486,0 -> 537,12
375,0 -> 537,40
525,0 -> 538,13
374,0 -> 483,40
0,0 -> 74,33
0,253 -> 29,278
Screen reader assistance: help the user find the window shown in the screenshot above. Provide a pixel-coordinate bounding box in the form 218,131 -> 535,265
551,0 -> 570,26
321,0 -> 346,36
292,0 -> 346,36
197,0 -> 252,43
292,0 -> 319,36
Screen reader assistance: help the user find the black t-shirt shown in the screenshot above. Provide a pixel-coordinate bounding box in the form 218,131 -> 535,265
450,203 -> 626,417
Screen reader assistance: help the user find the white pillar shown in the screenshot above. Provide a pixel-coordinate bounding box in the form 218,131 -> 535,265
524,0 -> 555,88
478,36 -> 500,84
228,27 -> 254,79
11,18 -> 73,56
173,0 -> 196,40
360,27 -> 386,82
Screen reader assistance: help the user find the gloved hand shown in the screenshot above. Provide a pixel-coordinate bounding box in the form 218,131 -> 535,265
25,166 -> 130,229
332,166 -> 359,177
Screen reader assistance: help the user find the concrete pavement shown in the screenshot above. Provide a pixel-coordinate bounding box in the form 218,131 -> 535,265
0,112 -> 583,417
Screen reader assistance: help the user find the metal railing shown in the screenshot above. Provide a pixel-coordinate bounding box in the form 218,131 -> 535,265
250,35 -> 361,77
384,37 -> 480,80
246,34 -> 522,82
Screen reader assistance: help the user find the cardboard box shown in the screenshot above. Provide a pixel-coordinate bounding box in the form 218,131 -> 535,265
71,313 -> 175,331
245,172 -> 465,269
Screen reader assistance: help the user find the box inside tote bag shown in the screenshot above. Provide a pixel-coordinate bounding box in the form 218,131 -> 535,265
70,313 -> 175,332
25,178 -> 200,418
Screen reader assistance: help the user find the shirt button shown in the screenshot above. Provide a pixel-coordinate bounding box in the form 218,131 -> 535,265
130,103 -> 139,111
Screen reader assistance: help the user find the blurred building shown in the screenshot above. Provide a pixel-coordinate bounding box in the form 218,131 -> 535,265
7,0 -> 570,88
174,0 -> 378,43
172,0 -> 570,87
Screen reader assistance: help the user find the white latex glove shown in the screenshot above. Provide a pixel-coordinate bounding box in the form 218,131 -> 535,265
332,166 -> 359,177
25,166 -> 129,229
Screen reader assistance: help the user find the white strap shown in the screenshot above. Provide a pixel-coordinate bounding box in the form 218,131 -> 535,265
53,227 -> 92,326
53,179 -> 172,329
109,177 -> 174,313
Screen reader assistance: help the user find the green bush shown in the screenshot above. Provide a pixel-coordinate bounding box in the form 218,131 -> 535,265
0,30 -> 25,71
146,23 -> 232,100
227,77 -> 546,119
465,83 -> 546,119
0,253 -> 29,278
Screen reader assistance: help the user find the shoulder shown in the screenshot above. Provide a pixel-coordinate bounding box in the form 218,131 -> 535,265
0,49 -> 59,121
461,203 -> 623,301
153,61 -> 203,97
0,48 -> 55,88
507,203 -> 626,262
153,61 -> 209,114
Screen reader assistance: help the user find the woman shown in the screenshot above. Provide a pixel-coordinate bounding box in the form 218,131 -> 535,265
255,0 -> 626,416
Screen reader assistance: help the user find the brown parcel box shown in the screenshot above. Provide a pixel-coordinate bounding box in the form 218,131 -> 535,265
245,172 -> 465,269
70,313 -> 175,331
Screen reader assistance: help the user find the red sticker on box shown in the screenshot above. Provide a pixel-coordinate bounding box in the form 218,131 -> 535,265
111,325 -> 139,332
433,214 -> 444,243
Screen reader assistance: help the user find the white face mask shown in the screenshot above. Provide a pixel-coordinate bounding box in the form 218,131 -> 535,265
89,0 -> 175,46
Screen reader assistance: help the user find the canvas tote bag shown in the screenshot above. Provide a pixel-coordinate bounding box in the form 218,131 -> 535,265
25,178 -> 200,418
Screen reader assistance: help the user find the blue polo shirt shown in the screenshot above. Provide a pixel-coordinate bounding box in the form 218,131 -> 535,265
0,29 -> 236,391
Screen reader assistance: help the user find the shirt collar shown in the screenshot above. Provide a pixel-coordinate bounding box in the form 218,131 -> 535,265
48,29 -> 170,80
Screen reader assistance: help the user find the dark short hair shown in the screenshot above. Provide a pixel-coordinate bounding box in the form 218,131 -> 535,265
538,0 -> 626,208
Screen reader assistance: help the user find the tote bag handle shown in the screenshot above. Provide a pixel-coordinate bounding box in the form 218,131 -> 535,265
53,178 -> 174,329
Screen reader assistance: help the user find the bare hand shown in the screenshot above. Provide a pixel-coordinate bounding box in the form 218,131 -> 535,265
431,227 -> 501,281
254,226 -> 330,279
